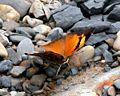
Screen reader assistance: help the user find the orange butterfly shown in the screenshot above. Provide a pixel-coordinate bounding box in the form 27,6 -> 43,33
30,29 -> 93,64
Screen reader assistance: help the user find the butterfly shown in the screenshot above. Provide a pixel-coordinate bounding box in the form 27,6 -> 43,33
29,29 -> 93,65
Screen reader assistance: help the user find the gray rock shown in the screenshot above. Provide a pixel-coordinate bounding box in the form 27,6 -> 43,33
114,79 -> 120,89
100,48 -> 113,63
0,60 -> 13,72
0,89 -> 8,95
45,67 -> 56,77
17,38 -> 34,56
3,20 -> 20,31
103,0 -> 120,14
10,66 -> 26,77
95,43 -> 108,56
15,27 -> 36,38
81,0 -> 106,15
106,22 -> 120,34
52,5 -> 84,30
9,34 -> 29,43
0,76 -> 11,87
86,32 -> 109,45
0,0 -> 31,17
7,47 -> 22,65
108,5 -> 120,21
0,18 -> 3,28
70,67 -> 78,76
70,20 -> 111,33
44,27 -> 64,41
0,33 -> 9,46
90,15 -> 103,21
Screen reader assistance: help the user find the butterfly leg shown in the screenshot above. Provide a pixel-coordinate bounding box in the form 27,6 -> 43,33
56,58 -> 69,76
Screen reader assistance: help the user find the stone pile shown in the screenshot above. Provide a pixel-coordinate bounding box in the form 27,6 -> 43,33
0,0 -> 120,96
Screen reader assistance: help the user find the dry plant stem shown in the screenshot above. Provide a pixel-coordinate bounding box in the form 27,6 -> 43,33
56,58 -> 69,76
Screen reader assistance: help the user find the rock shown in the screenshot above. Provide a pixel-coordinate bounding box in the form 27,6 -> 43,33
0,33 -> 9,46
81,0 -> 106,15
19,60 -> 32,69
26,67 -> 39,78
108,5 -> 120,21
35,33 -> 46,41
44,27 -> 64,41
0,18 -> 3,28
7,47 -> 22,65
103,0 -> 120,14
17,38 -> 34,56
23,74 -> 46,93
52,5 -> 84,30
105,38 -> 114,47
0,76 -> 11,87
70,20 -> 111,33
86,32 -> 109,45
0,88 -> 8,95
15,27 -> 36,37
0,60 -> 13,72
16,92 -> 26,96
0,4 -> 20,21
107,86 -> 116,96
114,79 -> 120,89
33,24 -> 51,35
93,56 -> 102,62
42,4 -> 51,19
90,15 -> 103,21
46,0 -> 61,10
70,67 -> 78,76
76,46 -> 94,64
113,31 -> 120,50
106,22 -> 120,34
45,66 -> 56,77
11,77 -> 25,87
22,15 -> 43,27
111,61 -> 119,68
10,66 -> 26,77
10,91 -> 17,96
100,48 -> 113,63
0,0 -> 31,17
0,42 -> 8,58
29,0 -> 45,18
3,20 -> 20,31
9,34 -> 29,43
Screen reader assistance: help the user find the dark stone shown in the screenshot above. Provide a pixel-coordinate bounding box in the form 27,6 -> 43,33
100,48 -> 113,63
7,47 -> 22,65
111,61 -> 119,68
103,0 -> 120,14
70,67 -> 78,76
0,0 -> 31,17
0,60 -> 13,73
104,64 -> 111,72
52,5 -> 84,30
86,32 -> 109,45
15,27 -> 36,37
70,20 -> 111,34
114,79 -> 120,89
17,38 -> 34,56
45,67 -> 56,77
44,27 -> 64,41
56,79 -> 62,85
106,22 -> 120,34
80,0 -> 106,15
108,5 -> 120,21
0,76 -> 11,87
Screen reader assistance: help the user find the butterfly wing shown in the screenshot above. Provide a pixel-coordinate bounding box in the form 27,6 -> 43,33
64,33 -> 80,57
41,37 -> 65,57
